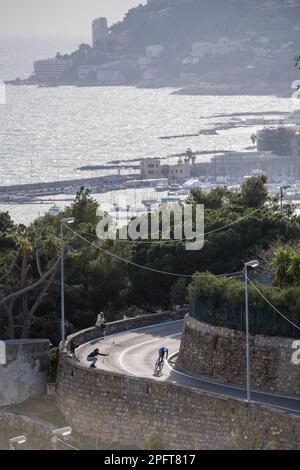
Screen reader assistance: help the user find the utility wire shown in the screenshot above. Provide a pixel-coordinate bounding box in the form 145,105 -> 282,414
66,227 -> 300,331
56,438 -> 79,451
245,273 -> 300,332
65,224 -> 242,279
68,205 -> 264,245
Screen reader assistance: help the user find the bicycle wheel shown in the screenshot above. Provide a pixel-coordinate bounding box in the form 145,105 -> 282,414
154,359 -> 163,375
154,359 -> 160,375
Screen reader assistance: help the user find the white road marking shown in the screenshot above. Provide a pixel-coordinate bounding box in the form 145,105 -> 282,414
76,321 -> 300,414
76,319 -> 184,355
118,333 -> 181,377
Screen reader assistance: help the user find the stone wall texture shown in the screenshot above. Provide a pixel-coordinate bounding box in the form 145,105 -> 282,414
67,309 -> 188,352
56,312 -> 300,450
0,412 -> 54,450
176,315 -> 300,396
0,339 -> 50,406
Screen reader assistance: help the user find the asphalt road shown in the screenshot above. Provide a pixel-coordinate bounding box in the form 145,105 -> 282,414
76,320 -> 300,416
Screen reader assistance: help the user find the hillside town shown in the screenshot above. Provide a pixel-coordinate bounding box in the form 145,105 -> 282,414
7,0 -> 300,94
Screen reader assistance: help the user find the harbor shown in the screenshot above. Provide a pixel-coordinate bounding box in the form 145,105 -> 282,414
0,173 -> 169,204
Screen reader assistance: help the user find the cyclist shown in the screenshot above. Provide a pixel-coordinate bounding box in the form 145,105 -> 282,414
159,346 -> 169,362
157,346 -> 169,369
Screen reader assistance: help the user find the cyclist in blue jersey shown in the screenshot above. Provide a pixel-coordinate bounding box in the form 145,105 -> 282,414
158,346 -> 169,362
154,346 -> 169,375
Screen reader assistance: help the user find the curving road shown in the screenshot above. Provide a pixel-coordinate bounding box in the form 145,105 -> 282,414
76,320 -> 300,416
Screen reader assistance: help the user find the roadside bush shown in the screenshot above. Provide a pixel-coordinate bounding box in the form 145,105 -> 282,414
49,347 -> 59,383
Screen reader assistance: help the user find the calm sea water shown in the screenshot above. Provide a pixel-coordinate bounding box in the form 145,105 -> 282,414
0,83 -> 297,223
0,37 -> 82,81
0,86 -> 295,185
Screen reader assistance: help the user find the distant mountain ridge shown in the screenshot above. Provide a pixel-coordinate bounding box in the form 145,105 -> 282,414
12,0 -> 300,93
111,0 -> 299,55
105,0 -> 300,92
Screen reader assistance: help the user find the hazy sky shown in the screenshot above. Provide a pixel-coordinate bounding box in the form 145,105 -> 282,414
0,0 -> 147,39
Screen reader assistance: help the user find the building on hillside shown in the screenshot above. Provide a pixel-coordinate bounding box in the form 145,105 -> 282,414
191,151 -> 300,183
97,70 -> 124,85
34,59 -> 72,83
146,45 -> 164,58
140,158 -> 191,180
191,40 -> 242,58
78,65 -> 102,82
78,63 -> 125,85
92,17 -> 109,47
142,67 -> 160,81
138,57 -> 152,68
140,159 -> 162,178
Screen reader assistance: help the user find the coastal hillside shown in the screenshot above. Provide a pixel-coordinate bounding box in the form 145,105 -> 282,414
109,0 -> 300,91
111,0 -> 299,55
16,0 -> 300,92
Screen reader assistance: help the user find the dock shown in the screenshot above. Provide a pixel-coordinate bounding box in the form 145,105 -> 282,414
0,173 -> 166,203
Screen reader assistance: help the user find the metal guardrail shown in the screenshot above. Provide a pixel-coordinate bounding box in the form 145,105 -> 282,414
190,297 -> 300,339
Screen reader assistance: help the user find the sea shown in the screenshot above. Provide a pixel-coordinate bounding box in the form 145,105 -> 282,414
0,38 -> 298,224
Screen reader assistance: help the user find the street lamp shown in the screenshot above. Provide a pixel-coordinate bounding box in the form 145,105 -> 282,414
51,426 -> 72,450
9,435 -> 27,450
280,185 -> 291,211
243,259 -> 259,402
60,217 -> 75,349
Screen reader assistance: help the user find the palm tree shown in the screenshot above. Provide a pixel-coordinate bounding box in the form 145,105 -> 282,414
271,247 -> 293,287
287,253 -> 300,287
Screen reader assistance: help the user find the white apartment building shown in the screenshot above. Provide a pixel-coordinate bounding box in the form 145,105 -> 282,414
141,158 -> 191,180
191,40 -> 241,58
142,68 -> 160,80
146,45 -> 164,58
34,59 -> 72,83
78,65 -> 102,81
138,57 -> 152,68
140,159 -> 161,178
97,70 -> 124,85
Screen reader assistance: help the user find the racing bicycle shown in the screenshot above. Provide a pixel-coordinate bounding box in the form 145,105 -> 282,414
154,357 -> 164,375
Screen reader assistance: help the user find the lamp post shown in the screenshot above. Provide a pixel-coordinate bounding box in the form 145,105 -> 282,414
9,435 -> 27,450
60,217 -> 75,349
280,185 -> 291,212
51,426 -> 72,450
243,259 -> 259,402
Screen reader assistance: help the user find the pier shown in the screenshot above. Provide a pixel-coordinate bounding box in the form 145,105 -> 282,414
0,173 -> 166,203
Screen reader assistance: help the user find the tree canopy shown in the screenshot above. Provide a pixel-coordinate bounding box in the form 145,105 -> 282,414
1,177 -> 300,343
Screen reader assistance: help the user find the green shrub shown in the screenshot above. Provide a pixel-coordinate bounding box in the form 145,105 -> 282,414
49,347 -> 59,383
189,273 -> 300,338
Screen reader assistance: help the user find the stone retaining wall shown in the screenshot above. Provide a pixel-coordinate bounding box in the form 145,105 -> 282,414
67,309 -> 188,352
0,339 -> 50,406
56,311 -> 300,450
57,355 -> 300,450
176,315 -> 300,396
0,412 -> 54,450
